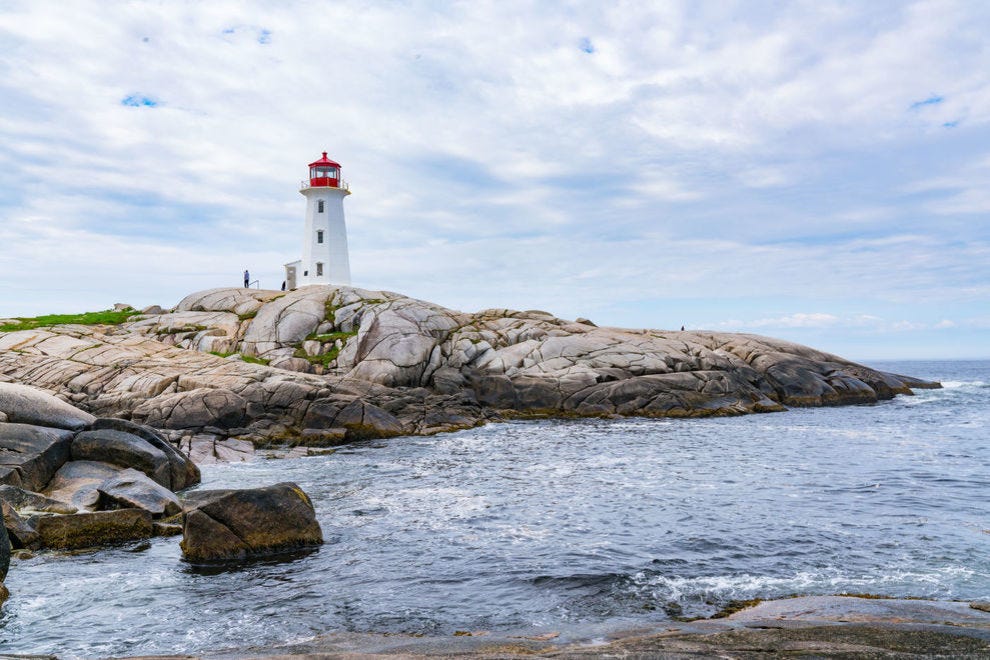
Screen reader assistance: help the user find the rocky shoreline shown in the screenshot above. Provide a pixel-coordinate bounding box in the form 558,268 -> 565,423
199,596 -> 990,657
0,285 -> 940,462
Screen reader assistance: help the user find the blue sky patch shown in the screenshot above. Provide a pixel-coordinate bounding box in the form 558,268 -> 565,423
943,120 -> 959,128
579,37 -> 594,54
258,29 -> 272,44
121,95 -> 158,107
909,94 -> 943,109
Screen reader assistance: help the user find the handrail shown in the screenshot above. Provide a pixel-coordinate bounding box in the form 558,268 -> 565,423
300,180 -> 349,191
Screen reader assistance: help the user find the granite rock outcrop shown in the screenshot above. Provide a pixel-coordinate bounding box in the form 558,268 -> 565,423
0,286 -> 938,453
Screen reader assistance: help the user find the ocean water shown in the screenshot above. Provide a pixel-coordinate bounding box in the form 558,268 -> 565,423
1,360 -> 987,657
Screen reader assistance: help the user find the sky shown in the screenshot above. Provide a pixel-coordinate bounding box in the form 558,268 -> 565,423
0,1 -> 988,361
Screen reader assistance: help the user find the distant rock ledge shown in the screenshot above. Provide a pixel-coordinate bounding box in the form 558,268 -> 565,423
0,286 -> 939,453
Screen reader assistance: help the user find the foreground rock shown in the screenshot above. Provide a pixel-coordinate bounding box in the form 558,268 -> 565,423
0,286 -> 939,452
0,384 -> 198,554
32,509 -> 152,550
229,596 -> 990,658
180,482 -> 323,562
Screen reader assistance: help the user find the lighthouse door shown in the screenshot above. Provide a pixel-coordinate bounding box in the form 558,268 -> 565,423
285,265 -> 297,290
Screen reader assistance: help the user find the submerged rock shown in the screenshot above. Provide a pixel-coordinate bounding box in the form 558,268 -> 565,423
180,482 -> 323,562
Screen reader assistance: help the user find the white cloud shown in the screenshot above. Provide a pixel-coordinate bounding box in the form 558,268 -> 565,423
0,1 -> 987,358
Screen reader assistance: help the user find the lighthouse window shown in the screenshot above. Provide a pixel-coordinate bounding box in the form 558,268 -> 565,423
316,230 -> 324,243
317,200 -> 324,213
316,262 -> 324,276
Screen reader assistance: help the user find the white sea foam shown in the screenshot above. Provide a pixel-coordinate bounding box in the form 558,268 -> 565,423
632,565 -> 981,603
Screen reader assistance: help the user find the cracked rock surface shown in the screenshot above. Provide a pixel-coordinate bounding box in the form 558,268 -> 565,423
179,482 -> 323,562
0,286 -> 938,452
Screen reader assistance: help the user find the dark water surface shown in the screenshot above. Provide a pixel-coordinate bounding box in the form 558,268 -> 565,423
1,360 -> 988,657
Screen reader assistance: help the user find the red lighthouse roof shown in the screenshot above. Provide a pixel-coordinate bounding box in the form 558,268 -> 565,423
306,151 -> 346,189
308,151 -> 341,168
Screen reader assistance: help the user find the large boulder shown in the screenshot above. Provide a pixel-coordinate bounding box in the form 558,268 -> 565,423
180,482 -> 323,562
71,429 -> 171,488
32,508 -> 152,550
97,468 -> 182,517
0,423 -> 74,491
43,460 -> 123,510
0,382 -> 95,430
130,387 -> 248,430
89,417 -> 200,489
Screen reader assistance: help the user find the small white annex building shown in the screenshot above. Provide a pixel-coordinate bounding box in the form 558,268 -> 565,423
284,152 -> 351,289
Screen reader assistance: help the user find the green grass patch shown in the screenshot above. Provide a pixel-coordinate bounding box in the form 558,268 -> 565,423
305,330 -> 358,342
208,350 -> 270,365
293,344 -> 342,369
0,308 -> 139,332
237,310 -> 258,321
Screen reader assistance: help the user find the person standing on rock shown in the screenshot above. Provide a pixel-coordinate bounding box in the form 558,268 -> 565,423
243,270 -> 250,288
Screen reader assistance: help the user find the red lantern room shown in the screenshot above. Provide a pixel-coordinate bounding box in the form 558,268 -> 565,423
308,151 -> 343,188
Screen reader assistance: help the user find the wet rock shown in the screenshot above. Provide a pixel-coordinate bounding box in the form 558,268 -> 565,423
2,500 -> 40,549
89,418 -> 199,489
152,521 -> 183,536
0,423 -> 74,491
44,460 -> 123,510
180,482 -> 323,562
32,508 -> 153,550
72,429 -> 171,488
0,510 -> 8,580
97,468 -> 182,517
0,382 -> 96,430
0,484 -> 77,514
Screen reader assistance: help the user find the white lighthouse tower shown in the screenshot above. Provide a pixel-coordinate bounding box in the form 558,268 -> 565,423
284,151 -> 351,289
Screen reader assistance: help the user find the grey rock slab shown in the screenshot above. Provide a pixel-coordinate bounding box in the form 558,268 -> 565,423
131,387 -> 248,430
0,382 -> 96,430
98,468 -> 182,517
0,422 -> 74,491
89,417 -> 200,490
728,595 -> 990,626
32,508 -> 152,550
0,484 -> 77,514
72,428 -> 171,488
43,460 -> 123,510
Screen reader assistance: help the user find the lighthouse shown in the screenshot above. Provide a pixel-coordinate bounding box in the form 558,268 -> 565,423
284,151 -> 351,289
